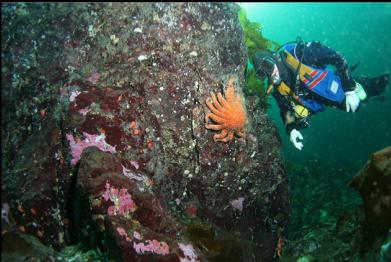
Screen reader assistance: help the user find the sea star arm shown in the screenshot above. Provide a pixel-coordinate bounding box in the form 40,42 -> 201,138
217,92 -> 229,108
218,130 -> 234,142
206,99 -> 226,118
236,129 -> 245,138
205,123 -> 226,130
211,92 -> 227,113
213,129 -> 228,141
207,112 -> 228,124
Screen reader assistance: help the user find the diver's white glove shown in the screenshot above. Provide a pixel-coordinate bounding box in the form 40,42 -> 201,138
345,90 -> 360,113
290,129 -> 303,150
353,81 -> 367,101
345,80 -> 366,112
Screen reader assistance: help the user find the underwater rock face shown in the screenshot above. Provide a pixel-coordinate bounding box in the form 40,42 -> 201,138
1,230 -> 57,261
2,114 -> 69,249
73,147 -> 205,261
2,3 -> 289,261
350,146 -> 391,253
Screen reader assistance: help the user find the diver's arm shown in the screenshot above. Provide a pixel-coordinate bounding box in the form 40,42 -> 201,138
301,41 -> 356,91
285,118 -> 309,134
272,91 -> 310,134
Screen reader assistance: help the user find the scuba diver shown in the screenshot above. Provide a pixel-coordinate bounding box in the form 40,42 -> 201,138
252,38 -> 389,150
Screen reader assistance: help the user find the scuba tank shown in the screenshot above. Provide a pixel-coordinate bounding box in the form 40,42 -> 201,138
276,36 -> 306,95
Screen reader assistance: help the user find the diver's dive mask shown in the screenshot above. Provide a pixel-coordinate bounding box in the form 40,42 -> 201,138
254,53 -> 281,86
269,64 -> 282,86
256,56 -> 275,78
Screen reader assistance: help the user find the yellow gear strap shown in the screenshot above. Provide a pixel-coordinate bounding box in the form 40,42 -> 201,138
275,81 -> 310,119
270,50 -> 315,119
293,104 -> 309,118
276,81 -> 300,101
283,50 -> 316,83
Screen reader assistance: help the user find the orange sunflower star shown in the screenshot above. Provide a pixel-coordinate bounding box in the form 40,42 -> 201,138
205,76 -> 247,142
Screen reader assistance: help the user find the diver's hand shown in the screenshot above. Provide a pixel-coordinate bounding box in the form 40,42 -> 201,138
345,90 -> 360,113
290,129 -> 303,150
353,80 -> 367,100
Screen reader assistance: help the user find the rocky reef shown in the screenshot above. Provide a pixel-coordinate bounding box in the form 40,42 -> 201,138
2,3 -> 289,261
350,146 -> 391,256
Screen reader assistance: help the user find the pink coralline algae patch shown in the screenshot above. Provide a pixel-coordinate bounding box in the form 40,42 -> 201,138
230,197 -> 245,212
133,239 -> 170,256
130,160 -> 140,170
117,226 -> 132,242
78,107 -> 91,116
117,226 -> 170,256
122,165 -> 144,182
178,243 -> 199,262
102,181 -> 137,216
66,132 -> 116,165
86,71 -> 100,84
69,90 -> 81,102
133,231 -> 142,240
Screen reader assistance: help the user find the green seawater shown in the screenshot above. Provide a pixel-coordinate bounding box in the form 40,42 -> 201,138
239,2 -> 391,163
239,3 -> 391,259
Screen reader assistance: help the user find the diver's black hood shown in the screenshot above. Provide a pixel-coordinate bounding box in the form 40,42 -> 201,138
253,50 -> 276,79
253,50 -> 294,84
275,52 -> 295,85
